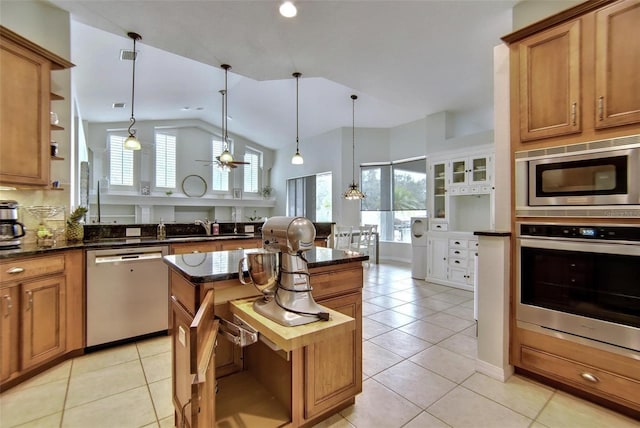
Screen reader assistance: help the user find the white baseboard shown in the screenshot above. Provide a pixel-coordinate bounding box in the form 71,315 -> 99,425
475,359 -> 514,382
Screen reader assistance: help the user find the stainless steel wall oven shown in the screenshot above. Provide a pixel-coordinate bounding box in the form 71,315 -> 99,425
516,222 -> 640,353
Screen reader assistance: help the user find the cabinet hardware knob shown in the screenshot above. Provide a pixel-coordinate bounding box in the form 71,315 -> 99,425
6,267 -> 24,274
26,290 -> 33,310
598,96 -> 604,121
580,372 -> 599,383
2,295 -> 12,316
571,102 -> 577,126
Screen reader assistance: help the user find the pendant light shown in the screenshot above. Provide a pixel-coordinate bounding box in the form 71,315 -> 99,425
291,72 -> 304,165
343,94 -> 366,200
219,64 -> 234,164
124,32 -> 142,150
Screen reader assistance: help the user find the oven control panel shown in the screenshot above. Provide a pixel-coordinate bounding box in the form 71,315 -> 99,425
519,223 -> 640,242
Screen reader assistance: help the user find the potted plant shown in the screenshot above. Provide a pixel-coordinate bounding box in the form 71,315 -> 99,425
260,185 -> 273,199
66,206 -> 87,241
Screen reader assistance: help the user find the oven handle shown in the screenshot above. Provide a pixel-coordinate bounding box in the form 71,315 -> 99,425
518,237 -> 640,257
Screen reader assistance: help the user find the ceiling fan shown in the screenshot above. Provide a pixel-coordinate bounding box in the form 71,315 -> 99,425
196,64 -> 249,171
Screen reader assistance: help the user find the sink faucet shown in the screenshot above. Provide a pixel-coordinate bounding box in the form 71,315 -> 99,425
195,219 -> 212,235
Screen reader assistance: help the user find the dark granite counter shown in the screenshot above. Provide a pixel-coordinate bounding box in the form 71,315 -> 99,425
473,230 -> 512,237
164,247 -> 368,283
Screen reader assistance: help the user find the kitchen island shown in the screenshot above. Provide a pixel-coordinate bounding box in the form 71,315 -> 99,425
164,247 -> 366,428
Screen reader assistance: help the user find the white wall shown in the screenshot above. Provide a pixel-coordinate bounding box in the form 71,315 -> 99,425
512,0 -> 583,30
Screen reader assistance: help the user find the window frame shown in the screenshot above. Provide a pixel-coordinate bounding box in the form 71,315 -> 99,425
154,130 -> 177,189
108,132 -> 134,188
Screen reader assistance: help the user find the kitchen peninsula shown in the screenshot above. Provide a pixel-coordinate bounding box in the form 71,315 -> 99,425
163,247 -> 366,427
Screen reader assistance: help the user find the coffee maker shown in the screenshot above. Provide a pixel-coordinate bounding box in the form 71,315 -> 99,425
0,200 -> 26,249
247,216 -> 329,327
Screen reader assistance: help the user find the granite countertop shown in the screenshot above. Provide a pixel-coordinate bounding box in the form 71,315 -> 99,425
164,247 -> 368,283
0,234 -> 260,259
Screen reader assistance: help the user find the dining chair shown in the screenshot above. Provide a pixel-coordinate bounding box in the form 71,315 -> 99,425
332,225 -> 353,251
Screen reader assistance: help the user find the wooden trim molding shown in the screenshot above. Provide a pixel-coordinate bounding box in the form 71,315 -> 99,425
0,25 -> 74,69
501,0 -> 616,44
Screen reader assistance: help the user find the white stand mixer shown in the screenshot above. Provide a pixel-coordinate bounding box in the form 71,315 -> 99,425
249,216 -> 330,327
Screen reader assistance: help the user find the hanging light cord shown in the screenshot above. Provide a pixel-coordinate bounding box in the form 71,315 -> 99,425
352,95 -> 357,183
223,64 -> 230,147
296,73 -> 300,150
127,33 -> 140,138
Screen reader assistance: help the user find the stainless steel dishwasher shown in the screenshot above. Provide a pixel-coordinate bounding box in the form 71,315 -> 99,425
86,246 -> 169,348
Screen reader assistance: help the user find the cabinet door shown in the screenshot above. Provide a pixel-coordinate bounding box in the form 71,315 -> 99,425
518,20 -> 581,141
170,241 -> 220,255
21,276 -> 66,369
171,291 -> 218,428
427,237 -> 448,281
595,0 -> 640,129
0,36 -> 51,187
218,239 -> 261,251
304,291 -> 361,419
1,284 -> 20,382
450,159 -> 468,185
431,162 -> 447,220
469,155 -> 491,185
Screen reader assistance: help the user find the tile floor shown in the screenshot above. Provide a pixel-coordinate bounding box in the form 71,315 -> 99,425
1,262 -> 638,427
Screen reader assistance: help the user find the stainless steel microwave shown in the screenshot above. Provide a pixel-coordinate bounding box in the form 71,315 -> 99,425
528,147 -> 640,206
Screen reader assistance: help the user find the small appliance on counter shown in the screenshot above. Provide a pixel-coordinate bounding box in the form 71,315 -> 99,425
241,216 -> 329,327
0,200 -> 26,249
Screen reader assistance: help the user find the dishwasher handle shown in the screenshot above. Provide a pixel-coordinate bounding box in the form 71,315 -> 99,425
94,252 -> 164,264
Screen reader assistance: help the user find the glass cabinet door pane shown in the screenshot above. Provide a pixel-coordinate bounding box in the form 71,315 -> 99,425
452,160 -> 466,183
472,158 -> 487,182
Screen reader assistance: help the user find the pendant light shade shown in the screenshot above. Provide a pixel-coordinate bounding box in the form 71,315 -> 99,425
291,72 -> 304,165
124,32 -> 142,150
343,94 -> 366,200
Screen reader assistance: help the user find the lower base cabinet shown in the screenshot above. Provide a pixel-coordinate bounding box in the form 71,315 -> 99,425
1,250 -> 83,390
512,327 -> 640,414
426,232 -> 477,290
170,259 -> 363,428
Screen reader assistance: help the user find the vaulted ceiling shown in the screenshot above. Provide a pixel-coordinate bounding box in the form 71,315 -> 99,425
48,0 -> 517,150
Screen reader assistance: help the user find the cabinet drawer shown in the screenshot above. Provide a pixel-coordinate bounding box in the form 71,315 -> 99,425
520,346 -> 640,407
448,257 -> 466,268
310,267 -> 363,300
448,238 -> 468,249
448,248 -> 468,259
430,222 -> 448,232
0,254 -> 65,284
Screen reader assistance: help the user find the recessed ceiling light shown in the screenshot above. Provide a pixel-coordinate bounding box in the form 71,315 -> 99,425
112,102 -> 126,109
181,106 -> 190,111
279,1 -> 297,18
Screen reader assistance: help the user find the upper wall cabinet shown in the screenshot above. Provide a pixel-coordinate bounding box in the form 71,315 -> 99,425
517,20 -> 581,141
504,0 -> 640,145
0,26 -> 73,188
594,0 -> 640,129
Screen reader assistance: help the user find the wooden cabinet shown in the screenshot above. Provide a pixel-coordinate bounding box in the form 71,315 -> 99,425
168,254 -> 363,427
0,26 -> 73,188
171,291 -> 218,428
505,0 -> 640,146
594,0 -> 640,129
21,275 -> 66,370
513,327 -> 640,412
0,284 -> 20,382
517,20 -> 582,141
303,291 -> 361,419
0,250 -> 84,390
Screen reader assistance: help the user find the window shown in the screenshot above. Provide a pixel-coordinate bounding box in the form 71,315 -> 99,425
361,157 -> 427,242
109,133 -> 134,186
211,139 -> 229,191
286,172 -> 332,221
155,131 -> 176,188
243,147 -> 262,193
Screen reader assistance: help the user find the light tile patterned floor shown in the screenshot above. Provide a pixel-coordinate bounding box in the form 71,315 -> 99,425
1,262 -> 638,427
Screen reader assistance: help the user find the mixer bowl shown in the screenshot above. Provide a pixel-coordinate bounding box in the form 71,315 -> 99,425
238,250 -> 279,295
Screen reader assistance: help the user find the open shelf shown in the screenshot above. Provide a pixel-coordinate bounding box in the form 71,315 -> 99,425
51,156 -> 65,161
50,92 -> 64,101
